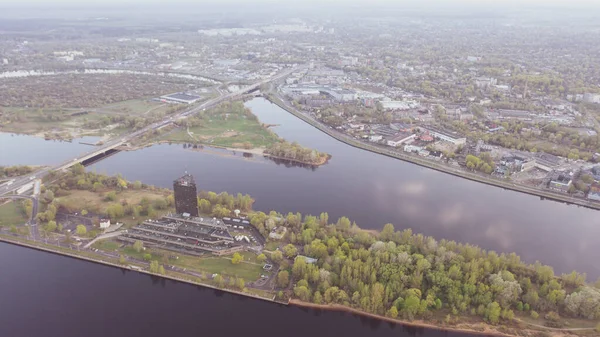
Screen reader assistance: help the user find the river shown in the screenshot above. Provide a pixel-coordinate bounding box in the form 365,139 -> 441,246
0,133 -> 100,166
86,97 -> 600,280
0,243 -> 477,337
2,97 -> 598,336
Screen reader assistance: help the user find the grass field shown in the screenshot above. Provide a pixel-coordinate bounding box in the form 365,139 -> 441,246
0,99 -> 172,136
97,99 -> 172,117
98,240 -> 264,281
57,189 -> 169,214
162,116 -> 279,149
0,201 -> 28,227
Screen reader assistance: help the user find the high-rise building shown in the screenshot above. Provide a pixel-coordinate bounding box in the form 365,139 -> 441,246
173,173 -> 198,217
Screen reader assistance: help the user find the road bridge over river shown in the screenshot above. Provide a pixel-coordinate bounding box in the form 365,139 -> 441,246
0,66 -> 300,199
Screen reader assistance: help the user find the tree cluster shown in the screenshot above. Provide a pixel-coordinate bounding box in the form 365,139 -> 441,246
265,140 -> 328,165
275,217 -> 599,325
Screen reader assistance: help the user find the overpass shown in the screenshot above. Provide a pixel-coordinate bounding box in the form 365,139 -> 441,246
55,141 -> 124,172
0,65 -> 302,199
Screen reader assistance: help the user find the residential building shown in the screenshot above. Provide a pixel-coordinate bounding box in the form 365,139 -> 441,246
474,77 -> 497,89
173,173 -> 199,217
591,166 -> 600,181
588,183 -> 600,201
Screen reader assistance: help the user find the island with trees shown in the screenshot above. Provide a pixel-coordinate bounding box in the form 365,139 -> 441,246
153,101 -> 330,166
264,140 -> 330,166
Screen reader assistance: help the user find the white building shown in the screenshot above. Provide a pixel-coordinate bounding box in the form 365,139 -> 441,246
100,219 -> 111,229
421,127 -> 466,146
328,89 -> 356,102
369,135 -> 383,142
583,93 -> 600,104
404,144 -> 423,153
386,133 -> 416,147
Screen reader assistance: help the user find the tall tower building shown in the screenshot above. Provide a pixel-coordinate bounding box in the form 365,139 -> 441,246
173,173 -> 198,217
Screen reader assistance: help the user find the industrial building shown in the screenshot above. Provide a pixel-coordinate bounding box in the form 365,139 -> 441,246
119,214 -> 243,256
420,126 -> 467,146
160,92 -> 203,104
173,173 -> 199,217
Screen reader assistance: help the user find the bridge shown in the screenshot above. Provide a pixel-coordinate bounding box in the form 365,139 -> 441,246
0,66 -> 301,200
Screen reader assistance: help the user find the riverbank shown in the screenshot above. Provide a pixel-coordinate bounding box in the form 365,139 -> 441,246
135,138 -> 331,167
264,94 -> 600,211
289,300 -> 583,337
3,234 -> 583,337
0,235 -> 279,304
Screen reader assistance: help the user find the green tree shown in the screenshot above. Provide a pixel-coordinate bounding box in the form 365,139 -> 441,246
214,274 -> 225,288
271,250 -> 283,263
133,240 -> 144,253
46,220 -> 57,232
105,191 -> 117,202
277,270 -> 290,288
133,180 -> 142,189
149,260 -> 159,273
143,253 -> 152,261
403,295 -> 421,320
119,255 -> 126,264
158,265 -> 165,275
81,209 -> 88,216
9,225 -> 17,234
283,244 -> 298,258
380,223 -> 395,241
231,252 -> 243,264
236,278 -> 245,290
387,306 -> 399,318
531,311 -> 539,319
257,253 -> 267,263
485,302 -> 501,324
294,286 -> 311,301
75,224 -> 87,236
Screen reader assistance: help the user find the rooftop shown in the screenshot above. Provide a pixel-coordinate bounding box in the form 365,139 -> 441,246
174,174 -> 195,187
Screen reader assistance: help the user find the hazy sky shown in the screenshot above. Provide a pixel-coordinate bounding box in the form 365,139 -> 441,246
1,0 -> 598,6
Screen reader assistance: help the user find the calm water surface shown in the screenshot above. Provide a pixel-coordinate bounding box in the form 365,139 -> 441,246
0,243 -> 479,337
87,98 -> 600,279
0,133 -> 100,166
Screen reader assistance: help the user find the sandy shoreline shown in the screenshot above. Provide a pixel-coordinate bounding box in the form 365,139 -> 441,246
289,300 -> 575,337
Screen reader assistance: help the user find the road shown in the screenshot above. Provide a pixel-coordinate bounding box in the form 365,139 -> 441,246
0,66 -> 301,198
83,230 -> 126,249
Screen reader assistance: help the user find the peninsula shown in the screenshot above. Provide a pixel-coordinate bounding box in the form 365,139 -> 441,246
1,169 -> 598,337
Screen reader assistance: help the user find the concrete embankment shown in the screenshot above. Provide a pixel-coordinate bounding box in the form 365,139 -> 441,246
264,95 -> 600,211
0,235 -> 280,305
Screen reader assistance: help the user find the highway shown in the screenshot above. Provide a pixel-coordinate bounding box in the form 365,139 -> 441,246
0,66 -> 300,199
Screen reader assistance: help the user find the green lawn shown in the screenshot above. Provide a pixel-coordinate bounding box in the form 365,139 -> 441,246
0,201 -> 28,227
162,116 -> 279,149
100,241 -> 264,281
92,239 -> 121,252
264,241 -> 281,251
196,257 -> 263,280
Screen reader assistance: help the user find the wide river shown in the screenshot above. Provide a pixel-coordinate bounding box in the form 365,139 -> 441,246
1,97 -> 599,336
90,97 -> 599,280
